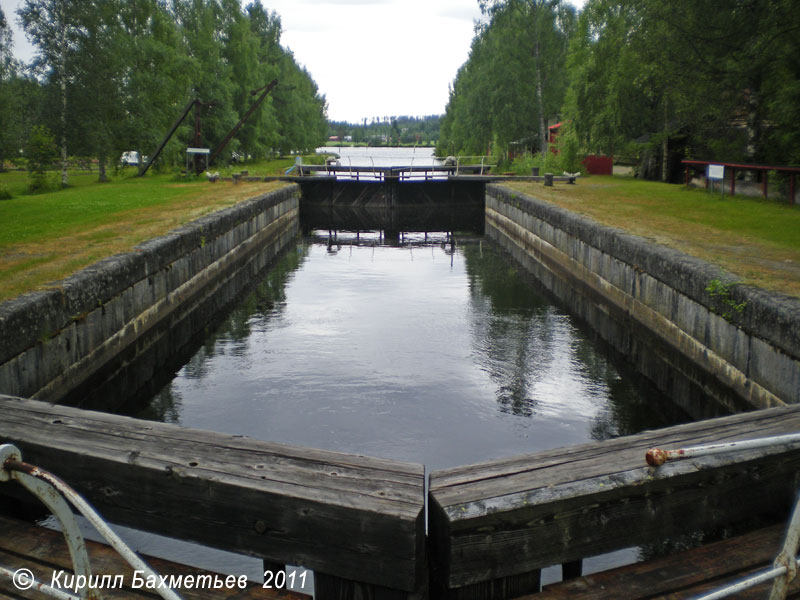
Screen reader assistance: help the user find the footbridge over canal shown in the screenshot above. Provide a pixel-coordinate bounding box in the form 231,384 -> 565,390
284,161 -> 576,210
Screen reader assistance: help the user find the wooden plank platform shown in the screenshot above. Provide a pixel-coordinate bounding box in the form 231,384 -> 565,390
0,395 -> 426,596
533,523 -> 800,599
0,513 -> 310,599
429,404 -> 800,597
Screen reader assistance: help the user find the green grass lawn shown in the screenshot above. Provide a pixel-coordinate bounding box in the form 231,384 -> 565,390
3,168 -> 799,304
504,176 -> 800,297
0,164 -> 291,303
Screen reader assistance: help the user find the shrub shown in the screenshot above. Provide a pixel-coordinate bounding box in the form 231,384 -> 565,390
26,126 -> 58,193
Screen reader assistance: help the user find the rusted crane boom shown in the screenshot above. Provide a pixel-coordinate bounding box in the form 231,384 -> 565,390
138,79 -> 277,176
208,79 -> 278,166
137,98 -> 197,177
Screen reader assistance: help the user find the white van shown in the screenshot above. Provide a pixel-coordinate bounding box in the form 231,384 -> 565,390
120,151 -> 144,166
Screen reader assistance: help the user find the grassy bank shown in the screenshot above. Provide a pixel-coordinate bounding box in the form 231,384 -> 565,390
0,168 -> 289,303
3,168 -> 798,305
503,176 -> 800,297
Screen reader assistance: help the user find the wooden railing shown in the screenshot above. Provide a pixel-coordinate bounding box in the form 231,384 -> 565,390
429,405 -> 800,599
681,159 -> 800,202
3,394 -> 800,600
0,394 -> 426,599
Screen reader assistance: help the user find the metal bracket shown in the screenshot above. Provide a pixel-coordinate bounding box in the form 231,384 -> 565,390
1,443 -> 92,599
0,443 -> 182,600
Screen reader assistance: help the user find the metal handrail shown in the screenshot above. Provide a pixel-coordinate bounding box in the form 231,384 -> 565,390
0,444 -> 182,600
646,433 -> 800,467
690,492 -> 800,600
646,434 -> 800,599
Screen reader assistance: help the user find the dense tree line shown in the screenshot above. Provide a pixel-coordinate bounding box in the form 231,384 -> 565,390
438,0 -> 576,159
0,0 -> 328,183
438,0 -> 800,180
328,115 -> 441,146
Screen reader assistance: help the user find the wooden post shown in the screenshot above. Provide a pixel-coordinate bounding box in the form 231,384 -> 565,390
544,173 -> 554,187
315,573 -> 418,600
763,170 -> 768,198
791,174 -> 796,205
730,167 -> 736,196
441,571 -> 540,600
562,560 -> 583,581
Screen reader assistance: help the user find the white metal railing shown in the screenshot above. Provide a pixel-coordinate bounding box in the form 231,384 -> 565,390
0,444 -> 182,600
646,434 -> 800,599
305,153 -> 497,180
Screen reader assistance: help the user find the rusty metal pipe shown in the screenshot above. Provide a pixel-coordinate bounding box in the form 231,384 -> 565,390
645,433 -> 800,467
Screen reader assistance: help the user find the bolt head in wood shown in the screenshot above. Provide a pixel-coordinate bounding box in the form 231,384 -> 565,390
646,448 -> 668,467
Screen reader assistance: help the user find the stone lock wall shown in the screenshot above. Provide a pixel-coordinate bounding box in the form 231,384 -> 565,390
0,185 -> 299,403
486,184 -> 800,414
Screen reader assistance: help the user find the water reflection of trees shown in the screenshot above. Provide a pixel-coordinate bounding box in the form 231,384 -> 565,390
462,241 -> 691,434
461,243 -> 554,417
134,244 -> 308,422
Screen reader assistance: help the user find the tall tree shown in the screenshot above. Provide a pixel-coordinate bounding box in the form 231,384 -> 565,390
0,7 -> 19,170
116,0 -> 193,169
174,0 -> 237,161
439,0 -> 574,157
563,0 -> 800,179
66,0 -> 130,181
18,0 -> 78,185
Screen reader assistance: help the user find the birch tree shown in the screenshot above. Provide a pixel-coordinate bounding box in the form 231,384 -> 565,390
18,0 -> 77,185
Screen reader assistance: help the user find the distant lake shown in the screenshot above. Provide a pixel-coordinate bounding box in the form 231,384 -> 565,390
315,145 -> 439,168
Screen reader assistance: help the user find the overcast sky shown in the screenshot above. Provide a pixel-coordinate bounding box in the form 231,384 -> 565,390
3,0 -> 584,123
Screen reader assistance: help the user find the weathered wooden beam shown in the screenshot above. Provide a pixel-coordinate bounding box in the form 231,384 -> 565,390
429,405 -> 800,595
0,395 -> 426,595
534,523 -> 799,599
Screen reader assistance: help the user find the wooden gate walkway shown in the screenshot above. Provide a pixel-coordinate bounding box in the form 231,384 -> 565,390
4,395 -> 800,599
535,523 -> 799,599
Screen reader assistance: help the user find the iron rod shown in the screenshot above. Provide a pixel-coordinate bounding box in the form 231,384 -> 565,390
692,563 -> 793,600
646,433 -> 800,467
4,458 -> 183,600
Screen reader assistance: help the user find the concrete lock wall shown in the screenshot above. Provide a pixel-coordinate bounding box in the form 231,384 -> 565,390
0,185 -> 300,403
486,184 -> 800,414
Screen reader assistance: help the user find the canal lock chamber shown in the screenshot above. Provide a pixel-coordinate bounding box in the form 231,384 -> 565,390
1,178 -> 799,595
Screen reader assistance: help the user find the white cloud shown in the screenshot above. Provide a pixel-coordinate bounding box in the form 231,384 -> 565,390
264,0 -> 482,121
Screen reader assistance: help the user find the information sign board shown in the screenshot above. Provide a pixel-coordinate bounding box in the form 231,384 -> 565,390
707,164 -> 725,180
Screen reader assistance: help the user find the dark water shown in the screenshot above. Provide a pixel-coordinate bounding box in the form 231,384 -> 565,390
134,229 -> 688,471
